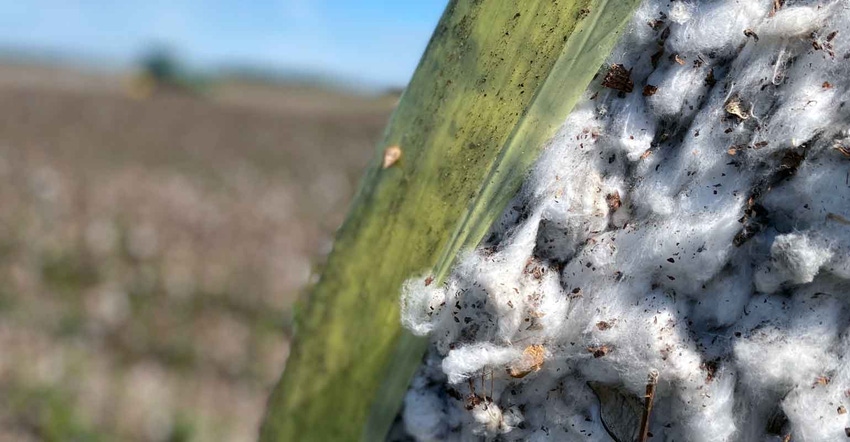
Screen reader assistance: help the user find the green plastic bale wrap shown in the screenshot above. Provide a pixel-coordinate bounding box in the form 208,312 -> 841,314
260,0 -> 639,440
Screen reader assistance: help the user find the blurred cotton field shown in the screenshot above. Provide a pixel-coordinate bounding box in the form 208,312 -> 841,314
0,63 -> 395,441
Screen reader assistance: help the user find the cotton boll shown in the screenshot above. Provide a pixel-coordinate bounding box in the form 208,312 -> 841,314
734,326 -> 836,394
628,177 -> 677,217
754,233 -> 833,293
609,92 -> 656,161
757,5 -> 826,39
528,107 -> 602,202
512,377 -> 609,441
760,147 -> 850,239
667,1 -> 694,25
675,369 -> 738,442
441,343 -> 521,385
788,291 -> 846,347
783,384 -> 850,441
532,167 -> 609,263
469,402 -> 507,437
501,406 -> 523,429
667,0 -> 768,57
403,388 -> 448,441
468,211 -> 542,343
400,277 -> 449,337
534,203 -> 583,263
531,269 -> 572,342
613,208 -> 742,294
827,252 -> 850,281
764,80 -> 839,149
726,44 -> 786,112
645,65 -> 709,120
626,0 -> 668,44
533,414 -> 607,441
581,291 -> 702,390
731,293 -> 788,335
735,293 -> 847,440
690,259 -> 752,327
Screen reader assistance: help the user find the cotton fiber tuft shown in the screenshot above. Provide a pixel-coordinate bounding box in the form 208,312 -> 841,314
398,0 -> 850,440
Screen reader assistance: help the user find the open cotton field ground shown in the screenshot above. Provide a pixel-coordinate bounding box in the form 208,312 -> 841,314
0,63 -> 395,441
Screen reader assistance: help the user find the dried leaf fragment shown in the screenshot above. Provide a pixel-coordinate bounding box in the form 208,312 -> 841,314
835,143 -> 850,158
650,50 -> 664,68
606,192 -> 622,212
814,375 -> 831,387
779,150 -> 804,175
827,213 -> 850,226
811,31 -> 838,58
596,320 -> 615,331
601,64 -> 634,93
770,0 -> 784,17
587,344 -> 610,358
569,287 -> 583,299
588,381 -> 642,442
382,145 -> 402,168
725,96 -> 750,120
642,84 -> 658,96
507,344 -> 546,378
701,359 -> 719,384
524,258 -> 547,279
705,68 -> 717,87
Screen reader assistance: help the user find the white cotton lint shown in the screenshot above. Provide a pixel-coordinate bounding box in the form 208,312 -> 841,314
757,5 -> 826,39
400,276 -> 448,337
402,388 -> 447,442
397,0 -> 850,440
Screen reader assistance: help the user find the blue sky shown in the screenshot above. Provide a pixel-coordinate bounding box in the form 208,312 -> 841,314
0,1 -> 448,88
